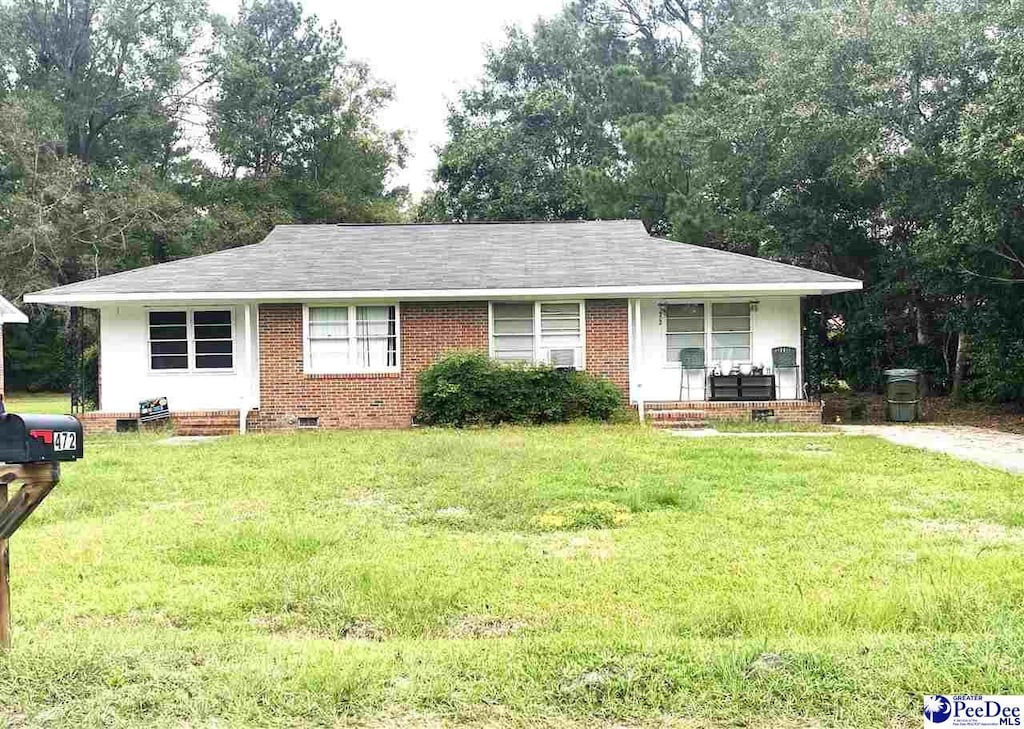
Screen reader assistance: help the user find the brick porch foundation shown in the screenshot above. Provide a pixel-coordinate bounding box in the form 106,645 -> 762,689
78,410 -> 241,436
643,399 -> 823,428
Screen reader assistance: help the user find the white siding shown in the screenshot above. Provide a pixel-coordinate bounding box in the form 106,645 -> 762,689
629,295 -> 802,402
98,304 -> 260,412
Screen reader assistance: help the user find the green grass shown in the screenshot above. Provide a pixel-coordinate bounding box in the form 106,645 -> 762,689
2,391 -> 71,415
1,424 -> 1023,727
711,420 -> 835,433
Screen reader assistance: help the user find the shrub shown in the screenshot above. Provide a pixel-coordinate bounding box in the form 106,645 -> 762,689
416,352 -> 623,426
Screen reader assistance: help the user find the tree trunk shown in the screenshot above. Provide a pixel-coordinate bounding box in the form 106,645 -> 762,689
951,330 -> 970,402
915,296 -> 931,346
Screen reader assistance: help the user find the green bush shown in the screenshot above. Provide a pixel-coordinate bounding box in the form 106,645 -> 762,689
416,352 -> 623,426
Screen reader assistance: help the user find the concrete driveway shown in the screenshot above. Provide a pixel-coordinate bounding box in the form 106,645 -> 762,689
839,424 -> 1024,475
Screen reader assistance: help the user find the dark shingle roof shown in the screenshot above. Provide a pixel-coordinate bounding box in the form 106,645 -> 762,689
27,220 -> 860,301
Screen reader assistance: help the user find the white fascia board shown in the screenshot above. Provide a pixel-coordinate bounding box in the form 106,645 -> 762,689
0,298 -> 28,323
25,280 -> 863,306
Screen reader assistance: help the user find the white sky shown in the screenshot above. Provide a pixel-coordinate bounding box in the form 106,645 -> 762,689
206,0 -> 566,195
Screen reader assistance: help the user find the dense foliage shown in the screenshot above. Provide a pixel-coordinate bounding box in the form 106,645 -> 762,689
416,352 -> 623,426
0,0 -> 406,393
424,0 -> 1024,403
3,0 -> 1023,405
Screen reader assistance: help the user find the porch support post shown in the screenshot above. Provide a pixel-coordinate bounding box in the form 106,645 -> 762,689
240,303 -> 255,434
631,299 -> 645,421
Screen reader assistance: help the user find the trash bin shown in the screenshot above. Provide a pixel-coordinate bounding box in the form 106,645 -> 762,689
884,368 -> 921,422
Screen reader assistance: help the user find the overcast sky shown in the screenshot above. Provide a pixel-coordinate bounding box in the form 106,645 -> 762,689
207,0 -> 566,196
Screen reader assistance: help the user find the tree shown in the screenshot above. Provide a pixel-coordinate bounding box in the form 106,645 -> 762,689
422,5 -> 693,221
433,0 -> 1024,402
206,0 -> 406,223
208,0 -> 343,177
0,94 -> 195,296
0,0 -> 208,169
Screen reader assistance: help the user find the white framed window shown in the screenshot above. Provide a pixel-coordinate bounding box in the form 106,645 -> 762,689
304,304 -> 399,374
489,301 -> 585,368
665,303 -> 705,363
711,302 -> 752,361
662,301 -> 754,366
148,309 -> 235,371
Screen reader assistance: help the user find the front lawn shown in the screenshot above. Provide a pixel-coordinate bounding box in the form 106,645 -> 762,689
2,391 -> 71,415
1,425 -> 1022,726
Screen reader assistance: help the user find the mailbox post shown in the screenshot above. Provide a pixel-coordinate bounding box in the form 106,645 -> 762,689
0,396 -> 82,650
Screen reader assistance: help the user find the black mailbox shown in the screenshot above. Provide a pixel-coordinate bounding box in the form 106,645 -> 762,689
0,412 -> 83,464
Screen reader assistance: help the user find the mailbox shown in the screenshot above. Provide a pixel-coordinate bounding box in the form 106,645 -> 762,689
0,412 -> 83,464
0,398 -> 80,650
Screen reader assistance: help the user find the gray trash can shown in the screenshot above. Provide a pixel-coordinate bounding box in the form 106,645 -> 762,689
884,368 -> 920,422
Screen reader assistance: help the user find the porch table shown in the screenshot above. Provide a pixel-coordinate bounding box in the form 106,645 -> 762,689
708,374 -> 776,401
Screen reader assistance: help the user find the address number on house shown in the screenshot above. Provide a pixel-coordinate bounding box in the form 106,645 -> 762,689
53,431 -> 77,452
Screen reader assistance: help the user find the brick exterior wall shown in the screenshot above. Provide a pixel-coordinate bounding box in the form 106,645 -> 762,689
252,301 -> 491,430
584,299 -> 629,398
250,299 -> 633,431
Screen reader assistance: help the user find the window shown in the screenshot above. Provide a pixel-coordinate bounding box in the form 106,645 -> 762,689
665,303 -> 704,363
355,305 -> 398,369
305,304 -> 398,373
149,311 -> 188,370
711,302 -> 751,361
491,302 -> 535,362
193,311 -> 233,369
490,301 -> 584,367
148,310 -> 234,371
308,307 -> 350,372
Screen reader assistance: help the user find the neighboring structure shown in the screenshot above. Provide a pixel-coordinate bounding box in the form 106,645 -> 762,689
26,220 -> 861,433
0,296 -> 29,399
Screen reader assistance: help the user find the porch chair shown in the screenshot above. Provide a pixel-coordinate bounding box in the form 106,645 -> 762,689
678,347 -> 707,401
771,346 -> 800,399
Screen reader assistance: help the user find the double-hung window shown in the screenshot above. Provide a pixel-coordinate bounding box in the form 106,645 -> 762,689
711,302 -> 752,361
490,301 -> 584,368
663,301 -> 754,366
148,310 -> 234,371
306,304 -> 398,373
665,304 -> 705,363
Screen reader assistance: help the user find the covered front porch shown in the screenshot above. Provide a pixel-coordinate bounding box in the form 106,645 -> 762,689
627,295 -> 818,424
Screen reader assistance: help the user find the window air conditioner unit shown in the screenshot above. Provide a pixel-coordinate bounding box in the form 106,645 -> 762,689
548,348 -> 577,370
